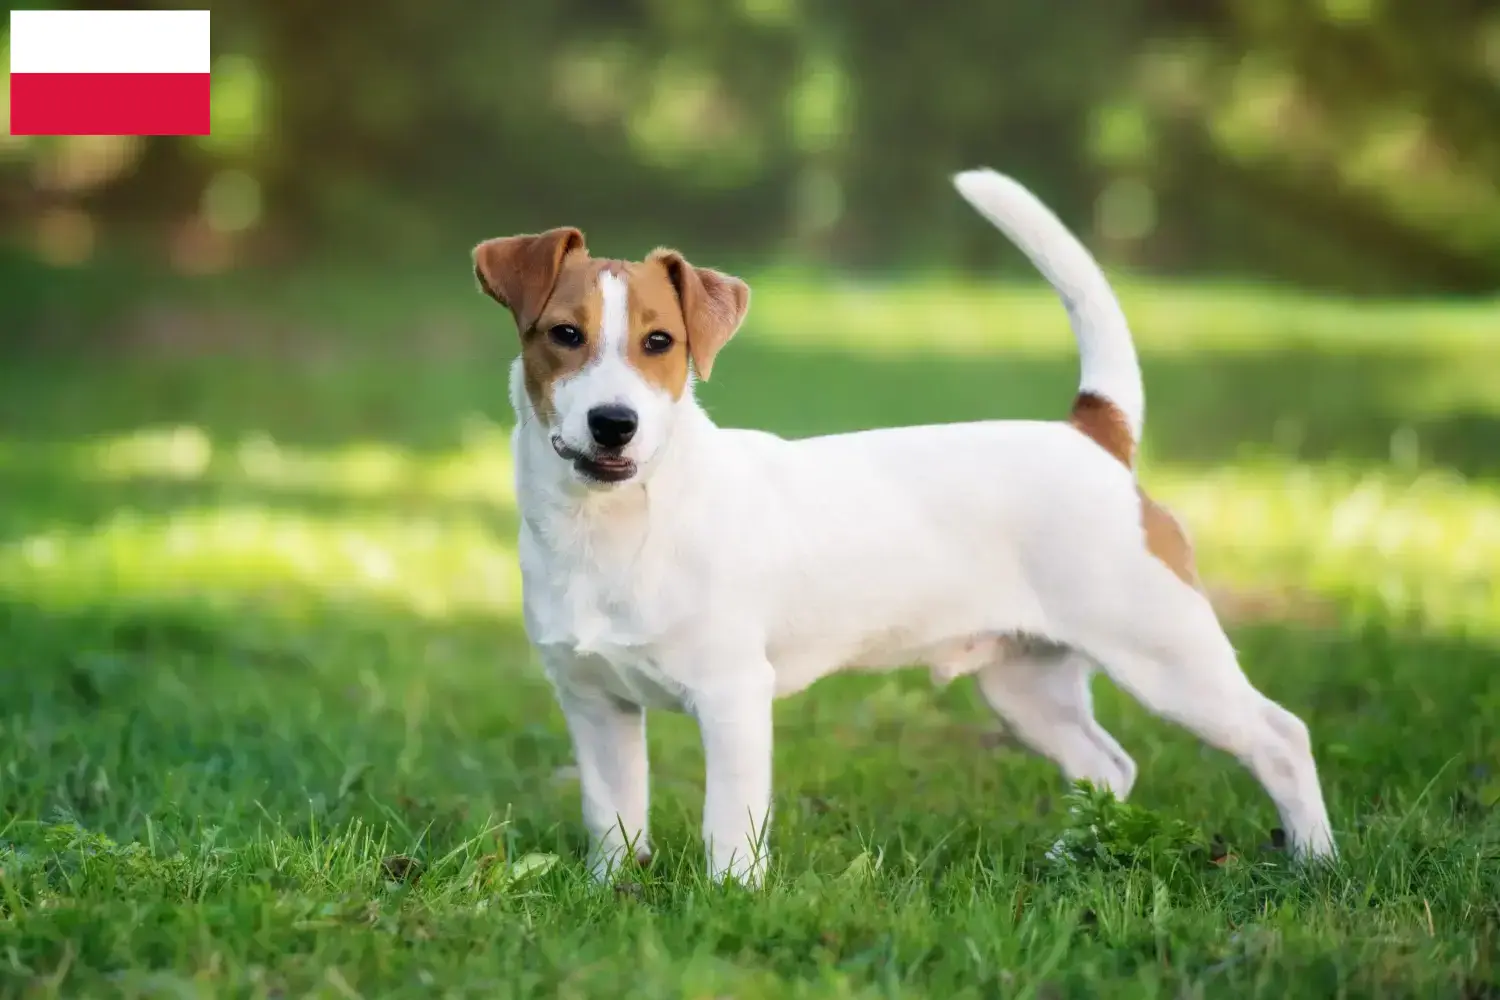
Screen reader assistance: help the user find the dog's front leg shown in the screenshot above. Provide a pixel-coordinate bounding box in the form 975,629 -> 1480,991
691,671 -> 775,888
553,681 -> 651,882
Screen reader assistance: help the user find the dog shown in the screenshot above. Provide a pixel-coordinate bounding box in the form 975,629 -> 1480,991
472,168 -> 1337,886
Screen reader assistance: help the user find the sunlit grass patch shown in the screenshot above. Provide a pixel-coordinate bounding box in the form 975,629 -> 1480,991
0,419 -> 516,505
1153,462 -> 1500,636
0,422 -> 522,621
0,504 -> 521,620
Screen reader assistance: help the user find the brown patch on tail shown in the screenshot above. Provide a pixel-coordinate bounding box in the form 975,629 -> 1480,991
1068,391 -> 1201,590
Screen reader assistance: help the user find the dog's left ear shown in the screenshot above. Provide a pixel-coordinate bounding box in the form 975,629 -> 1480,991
648,248 -> 750,381
472,227 -> 586,333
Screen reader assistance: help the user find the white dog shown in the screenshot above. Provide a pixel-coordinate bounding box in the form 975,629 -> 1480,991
472,168 -> 1336,886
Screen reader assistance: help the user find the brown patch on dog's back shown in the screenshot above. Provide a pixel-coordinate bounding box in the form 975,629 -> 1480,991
1069,391 -> 1135,468
1067,390 -> 1202,590
1139,490 -> 1200,588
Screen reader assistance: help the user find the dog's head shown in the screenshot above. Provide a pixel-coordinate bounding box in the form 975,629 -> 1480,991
473,228 -> 749,488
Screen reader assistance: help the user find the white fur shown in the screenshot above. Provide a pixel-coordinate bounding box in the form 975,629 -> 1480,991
510,169 -> 1336,886
954,169 -> 1144,441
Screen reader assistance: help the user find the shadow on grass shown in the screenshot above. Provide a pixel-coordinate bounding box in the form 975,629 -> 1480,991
0,593 -> 580,862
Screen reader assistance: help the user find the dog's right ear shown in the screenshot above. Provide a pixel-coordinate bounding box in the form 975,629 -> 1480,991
472,227 -> 586,333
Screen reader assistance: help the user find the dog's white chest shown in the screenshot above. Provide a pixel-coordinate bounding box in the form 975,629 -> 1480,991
519,526 -> 687,709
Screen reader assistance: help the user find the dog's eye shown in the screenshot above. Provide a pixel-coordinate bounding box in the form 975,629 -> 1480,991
548,324 -> 586,349
642,331 -> 674,355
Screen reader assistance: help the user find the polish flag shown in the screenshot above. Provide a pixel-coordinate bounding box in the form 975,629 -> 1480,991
9,10 -> 211,136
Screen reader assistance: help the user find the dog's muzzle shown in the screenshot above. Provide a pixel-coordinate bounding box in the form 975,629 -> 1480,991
552,436 -> 637,484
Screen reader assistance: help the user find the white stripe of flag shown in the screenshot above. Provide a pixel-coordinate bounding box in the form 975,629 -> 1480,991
9,10 -> 212,136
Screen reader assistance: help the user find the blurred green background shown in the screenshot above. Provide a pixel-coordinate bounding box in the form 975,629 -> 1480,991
1,3 -> 1499,996
4,0 -> 1500,291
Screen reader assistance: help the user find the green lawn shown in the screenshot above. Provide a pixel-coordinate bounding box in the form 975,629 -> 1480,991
0,271 -> 1498,998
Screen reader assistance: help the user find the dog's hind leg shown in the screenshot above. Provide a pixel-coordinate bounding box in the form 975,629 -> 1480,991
1060,555 -> 1336,860
977,641 -> 1136,800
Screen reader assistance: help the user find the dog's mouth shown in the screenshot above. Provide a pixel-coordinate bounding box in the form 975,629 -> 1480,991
552,437 -> 637,484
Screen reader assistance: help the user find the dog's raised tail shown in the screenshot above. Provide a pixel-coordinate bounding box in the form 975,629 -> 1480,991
952,168 -> 1143,467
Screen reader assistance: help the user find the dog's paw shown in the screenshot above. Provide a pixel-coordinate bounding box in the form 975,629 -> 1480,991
708,850 -> 766,890
587,840 -> 653,884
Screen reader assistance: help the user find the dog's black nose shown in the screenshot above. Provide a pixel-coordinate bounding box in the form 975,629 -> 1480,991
587,404 -> 638,449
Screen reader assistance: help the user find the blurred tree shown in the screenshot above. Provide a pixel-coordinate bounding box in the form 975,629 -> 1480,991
0,0 -> 1497,292
1137,0 -> 1500,291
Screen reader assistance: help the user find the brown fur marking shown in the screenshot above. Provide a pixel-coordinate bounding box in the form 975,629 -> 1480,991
520,254 -> 605,423
1139,490 -> 1201,589
1069,391 -> 1135,468
474,223 -> 751,417
1067,390 -> 1201,589
622,260 -> 692,398
494,246 -> 746,419
472,226 -> 584,333
648,248 -> 750,381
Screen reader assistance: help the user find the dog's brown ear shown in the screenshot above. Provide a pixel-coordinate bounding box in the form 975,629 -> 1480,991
472,227 -> 586,333
648,248 -> 750,381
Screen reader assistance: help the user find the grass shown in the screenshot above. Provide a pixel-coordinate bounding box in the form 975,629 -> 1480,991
0,268 -> 1498,997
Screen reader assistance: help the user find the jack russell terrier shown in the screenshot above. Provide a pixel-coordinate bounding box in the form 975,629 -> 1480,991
472,168 -> 1337,886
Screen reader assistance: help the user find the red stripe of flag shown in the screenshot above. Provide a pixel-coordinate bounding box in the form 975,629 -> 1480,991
9,72 -> 210,136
